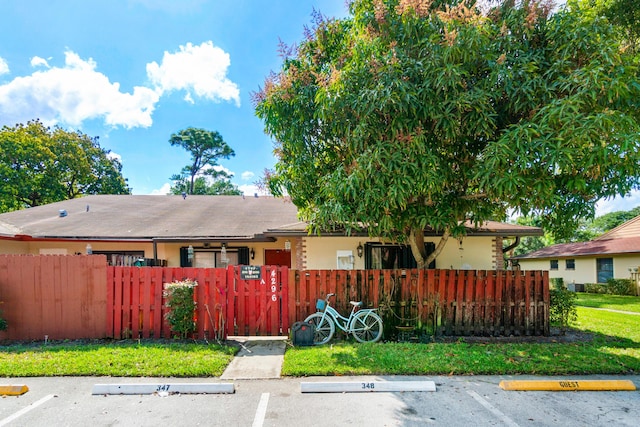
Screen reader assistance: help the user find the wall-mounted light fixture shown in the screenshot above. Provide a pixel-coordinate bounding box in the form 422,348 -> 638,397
221,243 -> 228,264
187,245 -> 194,262
357,242 -> 364,258
284,239 -> 291,252
85,243 -> 92,255
250,248 -> 255,260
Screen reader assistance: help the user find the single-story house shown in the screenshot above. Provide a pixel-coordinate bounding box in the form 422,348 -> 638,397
513,215 -> 640,286
0,195 -> 543,270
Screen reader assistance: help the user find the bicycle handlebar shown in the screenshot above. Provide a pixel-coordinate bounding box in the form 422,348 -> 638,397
326,293 -> 335,300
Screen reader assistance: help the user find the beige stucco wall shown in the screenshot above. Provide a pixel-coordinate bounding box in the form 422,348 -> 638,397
0,239 -> 297,268
302,235 -> 499,270
518,254 -> 640,284
2,235 -> 506,271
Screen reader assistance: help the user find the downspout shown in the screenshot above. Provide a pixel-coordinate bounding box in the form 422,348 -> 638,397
502,236 -> 520,254
153,238 -> 158,265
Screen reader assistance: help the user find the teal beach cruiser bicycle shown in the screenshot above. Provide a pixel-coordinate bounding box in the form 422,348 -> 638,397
304,293 -> 383,344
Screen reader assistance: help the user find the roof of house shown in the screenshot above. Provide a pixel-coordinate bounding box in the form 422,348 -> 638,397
267,220 -> 543,237
595,214 -> 640,240
0,195 -> 299,241
514,236 -> 640,259
515,214 -> 640,260
0,195 -> 543,242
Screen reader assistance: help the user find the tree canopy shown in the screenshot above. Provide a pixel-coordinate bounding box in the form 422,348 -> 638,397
168,127 -> 240,195
255,0 -> 640,267
0,120 -> 130,212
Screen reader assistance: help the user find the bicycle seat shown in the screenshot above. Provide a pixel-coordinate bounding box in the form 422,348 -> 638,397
350,301 -> 363,307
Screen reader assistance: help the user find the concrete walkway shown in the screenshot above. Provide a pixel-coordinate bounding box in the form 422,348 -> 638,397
220,336 -> 287,380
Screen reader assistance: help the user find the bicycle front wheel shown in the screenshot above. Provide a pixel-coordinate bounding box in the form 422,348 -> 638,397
351,311 -> 383,343
304,312 -> 335,345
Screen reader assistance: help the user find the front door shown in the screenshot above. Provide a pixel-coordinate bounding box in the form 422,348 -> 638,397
264,249 -> 291,267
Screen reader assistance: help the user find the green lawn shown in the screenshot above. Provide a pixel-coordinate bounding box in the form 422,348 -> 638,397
575,293 -> 640,313
2,294 -> 638,377
282,295 -> 640,376
0,341 -> 237,377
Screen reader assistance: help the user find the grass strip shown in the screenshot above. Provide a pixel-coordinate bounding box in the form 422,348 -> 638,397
283,306 -> 639,376
575,293 -> 640,313
0,342 -> 237,377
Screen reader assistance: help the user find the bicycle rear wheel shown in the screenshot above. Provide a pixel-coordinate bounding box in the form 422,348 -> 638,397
351,311 -> 383,343
304,312 -> 335,345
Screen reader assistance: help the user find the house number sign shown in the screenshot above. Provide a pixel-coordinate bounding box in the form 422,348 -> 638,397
240,265 -> 261,280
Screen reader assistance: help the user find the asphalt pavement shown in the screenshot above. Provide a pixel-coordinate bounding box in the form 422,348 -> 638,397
1,338 -> 639,426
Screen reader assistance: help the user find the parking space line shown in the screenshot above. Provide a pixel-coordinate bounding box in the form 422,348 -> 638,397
0,394 -> 56,426
467,390 -> 520,427
252,392 -> 269,427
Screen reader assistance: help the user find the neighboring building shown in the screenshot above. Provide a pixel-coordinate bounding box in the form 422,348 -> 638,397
514,215 -> 640,286
0,195 -> 542,270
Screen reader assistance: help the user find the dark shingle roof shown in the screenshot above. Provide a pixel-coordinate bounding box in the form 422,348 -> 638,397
0,195 -> 299,240
514,236 -> 640,259
0,195 -> 543,241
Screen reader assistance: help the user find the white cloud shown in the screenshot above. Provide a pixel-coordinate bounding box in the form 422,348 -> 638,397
30,56 -> 50,68
149,183 -> 172,195
241,171 -> 255,181
146,41 -> 240,106
596,190 -> 640,216
106,151 -> 122,162
0,50 -> 159,128
238,184 -> 270,197
0,57 -> 8,76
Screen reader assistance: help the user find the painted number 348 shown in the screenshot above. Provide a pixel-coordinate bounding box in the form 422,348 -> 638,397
362,382 -> 375,390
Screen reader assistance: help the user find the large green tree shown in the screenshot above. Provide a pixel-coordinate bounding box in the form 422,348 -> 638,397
169,127 -> 239,195
0,120 -> 130,212
255,0 -> 640,268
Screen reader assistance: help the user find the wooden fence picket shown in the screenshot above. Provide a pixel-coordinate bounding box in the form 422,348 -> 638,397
0,255 -> 549,341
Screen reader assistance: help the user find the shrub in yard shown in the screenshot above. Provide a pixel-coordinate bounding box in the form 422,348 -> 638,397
163,279 -> 197,339
584,279 -> 635,295
606,278 -> 635,296
584,283 -> 606,294
549,283 -> 577,335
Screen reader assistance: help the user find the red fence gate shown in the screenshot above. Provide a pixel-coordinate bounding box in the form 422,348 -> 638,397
107,265 -> 289,340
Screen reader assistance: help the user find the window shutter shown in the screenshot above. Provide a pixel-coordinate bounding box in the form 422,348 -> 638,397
238,247 -> 250,265
364,243 -> 374,269
179,247 -> 192,267
425,242 -> 436,269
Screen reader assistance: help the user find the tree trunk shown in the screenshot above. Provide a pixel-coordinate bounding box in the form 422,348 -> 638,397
409,226 -> 451,269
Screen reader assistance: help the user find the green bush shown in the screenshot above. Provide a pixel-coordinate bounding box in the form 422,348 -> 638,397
606,278 -> 635,295
584,279 -> 635,295
584,283 -> 605,293
550,277 -> 564,290
163,279 -> 197,339
549,284 -> 577,334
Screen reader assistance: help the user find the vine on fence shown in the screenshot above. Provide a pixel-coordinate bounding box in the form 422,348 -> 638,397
163,279 -> 197,339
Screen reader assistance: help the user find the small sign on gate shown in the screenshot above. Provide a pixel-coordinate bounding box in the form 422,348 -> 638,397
240,265 -> 262,280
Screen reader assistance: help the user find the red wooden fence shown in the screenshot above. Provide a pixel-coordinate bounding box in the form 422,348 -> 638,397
290,269 -> 549,337
107,265 -> 289,339
0,255 -> 107,340
107,266 -> 228,340
0,255 -> 548,341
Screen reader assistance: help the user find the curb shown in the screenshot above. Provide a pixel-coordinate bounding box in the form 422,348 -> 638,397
499,380 -> 637,391
301,380 -> 436,393
91,383 -> 235,395
0,384 -> 29,396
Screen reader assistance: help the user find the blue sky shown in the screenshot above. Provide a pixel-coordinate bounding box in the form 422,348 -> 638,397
0,0 -> 637,216
0,0 -> 349,196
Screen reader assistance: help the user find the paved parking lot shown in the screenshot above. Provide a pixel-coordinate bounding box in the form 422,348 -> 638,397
1,375 -> 638,426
